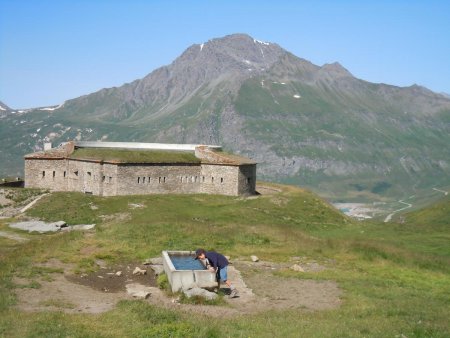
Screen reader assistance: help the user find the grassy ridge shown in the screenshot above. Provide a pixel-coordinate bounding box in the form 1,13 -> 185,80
0,185 -> 449,337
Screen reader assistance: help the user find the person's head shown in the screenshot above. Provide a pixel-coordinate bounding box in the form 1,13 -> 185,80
195,248 -> 206,260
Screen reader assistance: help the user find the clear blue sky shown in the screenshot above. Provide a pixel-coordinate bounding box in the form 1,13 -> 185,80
1,0 -> 449,109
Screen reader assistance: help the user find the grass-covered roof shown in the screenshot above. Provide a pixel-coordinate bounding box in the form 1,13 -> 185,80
69,148 -> 201,164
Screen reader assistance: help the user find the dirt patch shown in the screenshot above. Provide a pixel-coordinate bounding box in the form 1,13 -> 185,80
15,273 -> 126,314
66,263 -> 157,293
14,260 -> 157,314
13,258 -> 341,317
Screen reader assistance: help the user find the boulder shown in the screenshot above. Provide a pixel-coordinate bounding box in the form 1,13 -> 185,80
115,271 -> 123,277
251,255 -> 259,262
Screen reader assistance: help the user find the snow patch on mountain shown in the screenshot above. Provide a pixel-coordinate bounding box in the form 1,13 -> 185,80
39,103 -> 64,111
254,39 -> 270,46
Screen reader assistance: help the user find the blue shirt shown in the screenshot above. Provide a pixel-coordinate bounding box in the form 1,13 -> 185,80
205,251 -> 228,269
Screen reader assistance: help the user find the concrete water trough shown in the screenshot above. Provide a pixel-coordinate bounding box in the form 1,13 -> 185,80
162,250 -> 217,292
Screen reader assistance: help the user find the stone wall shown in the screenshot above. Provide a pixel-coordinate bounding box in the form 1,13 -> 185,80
24,158 -> 257,196
199,164 -> 239,196
237,164 -> 256,195
24,159 -> 68,191
67,160 -> 96,194
115,164 -> 202,195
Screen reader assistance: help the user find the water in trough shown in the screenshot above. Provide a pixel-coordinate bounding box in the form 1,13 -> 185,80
170,255 -> 206,270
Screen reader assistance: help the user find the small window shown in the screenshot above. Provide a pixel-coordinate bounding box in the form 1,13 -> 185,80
180,176 -> 183,183
42,171 -> 45,178
194,176 -> 197,183
159,177 -> 161,183
202,176 -> 205,183
220,177 -> 224,184
148,177 -> 151,183
74,170 -> 79,176
102,176 -> 106,182
63,171 -> 67,178
137,177 -> 140,184
87,172 -> 92,176
109,176 -> 112,183
142,177 -> 146,184
212,177 -> 214,183
163,177 -> 166,183
53,171 -> 56,178
247,177 -> 251,184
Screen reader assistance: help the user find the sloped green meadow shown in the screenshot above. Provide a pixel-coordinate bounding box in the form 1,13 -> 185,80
0,185 -> 448,337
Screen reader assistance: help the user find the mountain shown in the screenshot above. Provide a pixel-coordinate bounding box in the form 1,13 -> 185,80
1,33 -> 450,201
0,101 -> 11,118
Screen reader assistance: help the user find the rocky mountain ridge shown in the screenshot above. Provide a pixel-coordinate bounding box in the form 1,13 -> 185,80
1,33 -> 450,201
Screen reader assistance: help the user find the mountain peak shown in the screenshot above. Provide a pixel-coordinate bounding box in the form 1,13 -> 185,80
187,33 -> 285,69
320,62 -> 353,77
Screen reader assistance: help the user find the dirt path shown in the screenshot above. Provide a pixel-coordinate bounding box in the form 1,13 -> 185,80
13,259 -> 342,317
384,199 -> 413,222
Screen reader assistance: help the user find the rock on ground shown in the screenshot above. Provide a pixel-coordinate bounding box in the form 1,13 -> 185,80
251,255 -> 259,262
182,287 -> 217,301
125,283 -> 152,299
150,264 -> 165,276
133,267 -> 147,275
290,264 -> 305,272
143,257 -> 163,265
9,220 -> 66,233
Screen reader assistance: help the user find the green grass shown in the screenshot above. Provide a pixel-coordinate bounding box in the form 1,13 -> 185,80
0,184 -> 449,337
70,148 -> 201,164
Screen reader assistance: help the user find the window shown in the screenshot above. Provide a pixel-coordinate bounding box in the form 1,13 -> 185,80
180,176 -> 183,183
64,171 -> 67,178
220,177 -> 224,184
52,171 -> 56,178
148,177 -> 151,183
42,171 -> 45,178
74,170 -> 79,176
163,177 -> 166,183
137,177 -> 140,184
109,176 -> 112,183
194,176 -> 197,183
247,177 -> 251,184
202,176 -> 205,183
211,177 -> 214,183
102,176 -> 106,182
159,177 -> 161,183
142,177 -> 146,184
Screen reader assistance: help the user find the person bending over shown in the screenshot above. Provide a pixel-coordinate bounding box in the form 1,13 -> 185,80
195,248 -> 239,298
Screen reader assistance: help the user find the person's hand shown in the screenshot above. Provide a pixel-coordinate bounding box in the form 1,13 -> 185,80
208,267 -> 215,272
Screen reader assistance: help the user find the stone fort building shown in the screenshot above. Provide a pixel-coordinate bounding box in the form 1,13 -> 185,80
24,141 -> 256,196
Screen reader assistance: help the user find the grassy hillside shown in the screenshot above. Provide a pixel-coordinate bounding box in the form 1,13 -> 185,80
402,195 -> 450,229
0,185 -> 449,337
